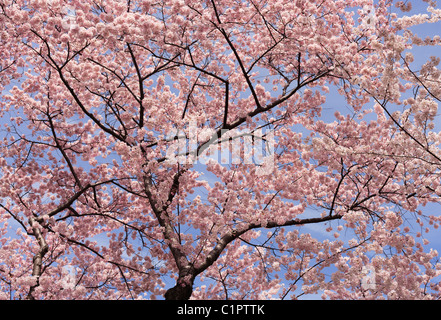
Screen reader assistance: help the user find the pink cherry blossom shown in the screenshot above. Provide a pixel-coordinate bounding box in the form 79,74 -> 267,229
0,0 -> 441,301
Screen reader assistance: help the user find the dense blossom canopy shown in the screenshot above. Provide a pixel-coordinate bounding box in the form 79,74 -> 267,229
1,0 -> 441,300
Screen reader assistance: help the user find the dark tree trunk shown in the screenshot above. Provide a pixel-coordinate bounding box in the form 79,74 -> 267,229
164,265 -> 195,300
164,281 -> 193,300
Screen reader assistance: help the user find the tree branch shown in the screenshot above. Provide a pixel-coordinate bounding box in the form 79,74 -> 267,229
26,216 -> 49,300
127,43 -> 145,128
210,0 -> 262,110
194,213 -> 343,275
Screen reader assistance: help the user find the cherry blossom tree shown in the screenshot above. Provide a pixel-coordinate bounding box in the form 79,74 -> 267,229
1,0 -> 441,300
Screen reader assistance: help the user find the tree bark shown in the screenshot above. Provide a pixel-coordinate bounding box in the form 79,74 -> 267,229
164,281 -> 194,300
164,265 -> 195,300
26,217 -> 49,300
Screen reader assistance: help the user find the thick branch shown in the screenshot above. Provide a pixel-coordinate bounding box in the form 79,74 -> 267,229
142,172 -> 189,271
39,180 -> 114,223
46,109 -> 83,188
26,216 -> 49,300
194,214 -> 343,275
44,183 -> 92,220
